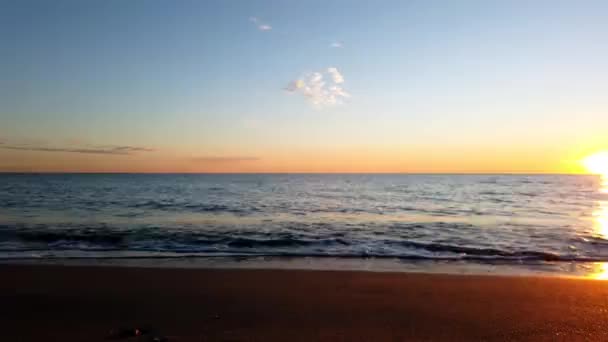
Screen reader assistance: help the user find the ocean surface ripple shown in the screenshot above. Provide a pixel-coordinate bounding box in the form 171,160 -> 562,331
1,173 -> 607,263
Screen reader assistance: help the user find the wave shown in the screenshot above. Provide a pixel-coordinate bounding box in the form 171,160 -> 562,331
130,201 -> 260,214
392,240 -> 560,260
13,230 -> 127,245
0,251 -> 602,263
0,227 -> 588,262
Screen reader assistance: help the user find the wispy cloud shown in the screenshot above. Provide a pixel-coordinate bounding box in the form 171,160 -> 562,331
249,17 -> 272,31
330,42 -> 343,48
0,143 -> 155,155
240,118 -> 262,129
192,156 -> 260,163
285,67 -> 351,107
0,165 -> 34,172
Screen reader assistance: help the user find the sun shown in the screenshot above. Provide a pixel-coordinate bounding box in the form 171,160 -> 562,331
583,152 -> 608,176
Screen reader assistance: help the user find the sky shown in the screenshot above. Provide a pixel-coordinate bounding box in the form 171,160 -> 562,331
1,0 -> 607,173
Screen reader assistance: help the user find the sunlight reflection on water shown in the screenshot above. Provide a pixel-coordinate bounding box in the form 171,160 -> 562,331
595,204 -> 608,240
589,175 -> 608,279
589,262 -> 608,280
595,175 -> 608,238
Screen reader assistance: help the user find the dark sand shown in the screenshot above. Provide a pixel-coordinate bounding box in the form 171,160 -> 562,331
2,264 -> 608,341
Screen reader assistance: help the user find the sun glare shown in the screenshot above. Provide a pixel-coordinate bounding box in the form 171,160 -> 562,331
590,263 -> 608,280
583,152 -> 608,177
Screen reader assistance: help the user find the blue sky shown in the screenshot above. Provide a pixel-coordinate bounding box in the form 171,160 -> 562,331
1,0 -> 607,172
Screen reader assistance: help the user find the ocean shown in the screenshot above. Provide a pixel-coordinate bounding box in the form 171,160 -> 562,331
1,173 -> 607,276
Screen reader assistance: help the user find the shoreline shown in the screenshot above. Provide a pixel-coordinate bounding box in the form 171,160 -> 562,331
2,264 -> 608,341
1,255 -> 604,279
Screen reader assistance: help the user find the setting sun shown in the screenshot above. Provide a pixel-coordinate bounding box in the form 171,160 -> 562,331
583,152 -> 608,176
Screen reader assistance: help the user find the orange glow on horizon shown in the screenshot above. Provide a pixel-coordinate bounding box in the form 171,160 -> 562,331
0,145 -> 605,174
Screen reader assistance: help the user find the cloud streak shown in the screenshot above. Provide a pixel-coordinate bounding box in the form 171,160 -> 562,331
285,67 -> 350,107
330,42 -> 343,48
0,144 -> 155,155
191,156 -> 260,163
249,17 -> 272,31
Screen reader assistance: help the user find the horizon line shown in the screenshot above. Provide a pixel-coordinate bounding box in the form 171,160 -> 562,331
0,171 -> 595,176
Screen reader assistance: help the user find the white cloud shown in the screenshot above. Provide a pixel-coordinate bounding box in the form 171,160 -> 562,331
285,67 -> 350,107
249,16 -> 272,31
330,42 -> 343,48
327,67 -> 344,84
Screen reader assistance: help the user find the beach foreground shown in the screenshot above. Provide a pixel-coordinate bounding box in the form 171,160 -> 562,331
2,265 -> 608,341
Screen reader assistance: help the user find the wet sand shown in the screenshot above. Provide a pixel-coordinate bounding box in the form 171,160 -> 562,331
2,264 -> 608,341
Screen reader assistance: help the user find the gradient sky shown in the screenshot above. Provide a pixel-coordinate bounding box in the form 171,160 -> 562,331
1,0 -> 607,173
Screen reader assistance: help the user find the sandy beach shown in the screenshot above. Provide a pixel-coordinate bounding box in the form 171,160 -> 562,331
2,264 -> 608,341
